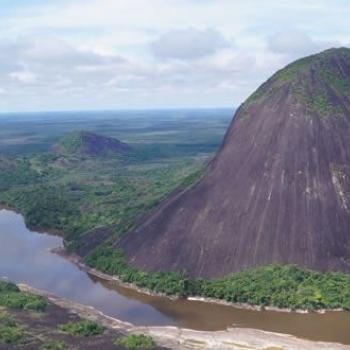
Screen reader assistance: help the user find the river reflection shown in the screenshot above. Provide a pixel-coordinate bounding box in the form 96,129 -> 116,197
1,209 -> 350,345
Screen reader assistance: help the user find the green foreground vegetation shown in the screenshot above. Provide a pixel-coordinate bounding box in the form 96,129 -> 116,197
0,311 -> 25,346
0,280 -> 159,348
58,320 -> 105,337
0,280 -> 47,312
115,334 -> 156,349
0,281 -> 46,346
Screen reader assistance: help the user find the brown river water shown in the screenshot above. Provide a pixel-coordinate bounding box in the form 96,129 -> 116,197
1,209 -> 350,345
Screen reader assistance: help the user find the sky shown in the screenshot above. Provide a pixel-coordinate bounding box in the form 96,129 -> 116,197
0,0 -> 349,112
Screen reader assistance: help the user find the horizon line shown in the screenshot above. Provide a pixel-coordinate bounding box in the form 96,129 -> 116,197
0,105 -> 235,116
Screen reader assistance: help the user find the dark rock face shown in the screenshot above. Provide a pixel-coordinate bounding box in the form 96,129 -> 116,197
74,226 -> 114,257
118,48 -> 350,278
52,131 -> 130,156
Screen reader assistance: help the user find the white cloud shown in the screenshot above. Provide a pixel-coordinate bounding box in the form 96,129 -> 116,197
150,28 -> 231,60
0,34 -> 259,108
0,0 -> 350,111
10,71 -> 36,84
267,30 -> 339,57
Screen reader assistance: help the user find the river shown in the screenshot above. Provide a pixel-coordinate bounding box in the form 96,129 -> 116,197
1,209 -> 350,345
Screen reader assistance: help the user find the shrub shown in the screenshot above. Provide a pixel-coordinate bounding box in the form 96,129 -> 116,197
0,281 -> 47,312
0,281 -> 19,293
23,297 -> 48,312
58,320 -> 105,337
115,334 -> 156,349
0,321 -> 25,345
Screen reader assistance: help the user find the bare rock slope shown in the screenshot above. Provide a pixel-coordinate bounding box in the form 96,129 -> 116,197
118,48 -> 350,278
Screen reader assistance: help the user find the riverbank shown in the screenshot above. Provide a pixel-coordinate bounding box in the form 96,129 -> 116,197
53,247 -> 179,300
0,281 -> 150,350
18,283 -> 350,350
53,247 -> 345,315
0,204 -> 65,236
2,203 -> 349,314
2,202 -> 350,346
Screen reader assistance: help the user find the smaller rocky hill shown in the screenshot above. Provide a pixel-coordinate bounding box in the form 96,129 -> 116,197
52,131 -> 130,156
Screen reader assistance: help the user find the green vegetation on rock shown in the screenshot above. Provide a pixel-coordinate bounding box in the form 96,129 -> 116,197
57,131 -> 84,154
292,85 -> 344,119
0,320 -> 25,345
286,49 -> 350,118
245,48 -> 350,119
115,334 -> 157,349
58,319 -> 105,337
0,312 -> 25,345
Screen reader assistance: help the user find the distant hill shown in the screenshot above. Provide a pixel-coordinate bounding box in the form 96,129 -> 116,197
118,48 -> 350,278
52,131 -> 130,156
